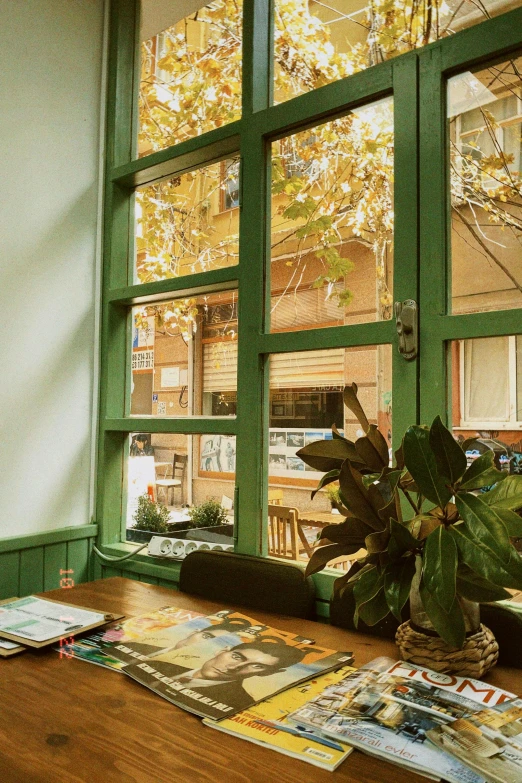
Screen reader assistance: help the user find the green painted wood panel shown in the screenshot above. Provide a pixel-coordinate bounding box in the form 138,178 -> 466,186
67,538 -> 90,585
102,567 -> 123,579
0,552 -> 20,600
43,543 -> 68,591
19,549 -> 45,597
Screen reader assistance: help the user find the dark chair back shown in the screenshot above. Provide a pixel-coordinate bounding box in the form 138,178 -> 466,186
179,550 -> 316,619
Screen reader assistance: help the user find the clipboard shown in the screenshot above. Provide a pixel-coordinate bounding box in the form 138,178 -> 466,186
0,598 -> 26,657
0,595 -> 124,649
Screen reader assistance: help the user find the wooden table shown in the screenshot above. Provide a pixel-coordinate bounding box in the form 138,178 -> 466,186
299,511 -> 346,528
1,577 -> 521,783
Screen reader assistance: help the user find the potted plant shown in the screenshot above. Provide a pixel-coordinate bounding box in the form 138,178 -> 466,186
181,500 -> 233,544
297,384 -> 522,676
127,494 -> 171,543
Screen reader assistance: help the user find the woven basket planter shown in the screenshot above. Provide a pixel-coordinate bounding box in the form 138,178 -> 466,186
396,621 -> 499,678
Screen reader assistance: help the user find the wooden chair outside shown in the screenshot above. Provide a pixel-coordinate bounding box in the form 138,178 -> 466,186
155,453 -> 188,506
268,504 -> 313,561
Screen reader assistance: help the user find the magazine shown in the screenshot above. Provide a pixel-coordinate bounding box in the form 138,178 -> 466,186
0,596 -> 113,646
204,666 -> 355,770
124,614 -> 353,720
427,697 -> 522,783
60,605 -> 205,670
287,657 -> 519,783
106,608 -> 268,666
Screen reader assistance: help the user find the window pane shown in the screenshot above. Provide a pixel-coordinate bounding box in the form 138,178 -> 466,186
274,0 -> 521,105
266,344 -> 392,570
270,98 -> 394,331
130,291 -> 238,416
449,338 -> 522,475
448,57 -> 522,314
135,159 -> 240,284
126,432 -> 235,545
138,0 -> 242,157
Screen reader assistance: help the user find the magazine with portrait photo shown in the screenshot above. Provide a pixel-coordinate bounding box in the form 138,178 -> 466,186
124,621 -> 352,721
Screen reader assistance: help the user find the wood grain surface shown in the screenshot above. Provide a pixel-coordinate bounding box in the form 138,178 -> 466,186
1,577 -> 520,783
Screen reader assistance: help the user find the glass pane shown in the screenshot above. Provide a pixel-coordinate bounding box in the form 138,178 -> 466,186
274,0 -> 521,105
449,337 -> 522,475
130,290 -> 238,416
448,57 -> 522,314
270,98 -> 394,331
125,432 -> 236,546
135,158 -> 240,284
138,0 -> 242,157
266,344 -> 392,570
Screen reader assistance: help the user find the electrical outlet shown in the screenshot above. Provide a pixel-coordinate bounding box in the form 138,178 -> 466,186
148,536 -> 233,560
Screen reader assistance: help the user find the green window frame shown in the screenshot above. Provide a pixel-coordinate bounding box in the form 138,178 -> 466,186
96,1 -> 522,597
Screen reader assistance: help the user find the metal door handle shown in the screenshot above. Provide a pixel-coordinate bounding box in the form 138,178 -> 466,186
395,299 -> 418,360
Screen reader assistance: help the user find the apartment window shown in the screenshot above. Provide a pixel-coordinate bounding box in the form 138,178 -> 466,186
455,336 -> 522,429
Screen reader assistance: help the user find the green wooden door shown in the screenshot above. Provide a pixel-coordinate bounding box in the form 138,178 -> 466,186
419,12 -> 522,448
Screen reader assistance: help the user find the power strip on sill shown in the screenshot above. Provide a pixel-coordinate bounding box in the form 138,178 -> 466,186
148,536 -> 233,560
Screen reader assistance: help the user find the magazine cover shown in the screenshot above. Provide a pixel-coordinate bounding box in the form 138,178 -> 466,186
124,620 -> 353,721
204,665 -> 356,771
287,657 -> 518,783
105,608 -> 259,666
57,605 -> 205,670
427,697 -> 522,783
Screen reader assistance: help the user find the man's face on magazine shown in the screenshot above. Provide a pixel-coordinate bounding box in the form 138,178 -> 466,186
173,627 -> 231,650
200,647 -> 280,681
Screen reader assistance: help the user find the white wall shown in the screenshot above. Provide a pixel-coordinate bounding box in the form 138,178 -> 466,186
0,0 -> 106,536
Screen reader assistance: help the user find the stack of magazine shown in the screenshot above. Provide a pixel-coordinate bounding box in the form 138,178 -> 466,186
285,656 -> 522,781
60,605 -> 353,768
60,611 -> 522,779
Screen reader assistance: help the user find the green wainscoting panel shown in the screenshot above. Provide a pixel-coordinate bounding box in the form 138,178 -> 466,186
19,548 -> 45,596
0,524 -> 98,600
0,552 -> 20,600
43,543 -> 69,591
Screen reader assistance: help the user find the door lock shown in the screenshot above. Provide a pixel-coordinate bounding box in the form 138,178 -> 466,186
395,299 -> 418,360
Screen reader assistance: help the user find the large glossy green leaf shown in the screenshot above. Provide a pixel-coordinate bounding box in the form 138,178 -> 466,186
318,517 -> 373,545
353,565 -> 389,626
384,557 -> 416,621
343,383 -> 370,432
455,493 -> 510,563
296,438 -> 360,472
456,567 -> 511,603
459,451 -> 507,491
388,518 -> 419,560
429,416 -> 467,485
451,525 -> 522,589
355,425 -> 389,472
495,508 -> 522,537
403,425 -> 452,508
419,579 -> 466,649
357,587 -> 390,626
304,543 -> 360,577
338,461 -> 384,531
422,526 -> 457,612
483,475 -> 522,510
365,528 -> 391,554
355,432 -> 388,472
310,469 -> 340,500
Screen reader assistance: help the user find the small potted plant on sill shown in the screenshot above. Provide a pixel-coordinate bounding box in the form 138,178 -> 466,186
297,384 -> 522,677
127,494 -> 171,543
182,499 -> 234,544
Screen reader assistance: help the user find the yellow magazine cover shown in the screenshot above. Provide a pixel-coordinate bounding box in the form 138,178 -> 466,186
203,666 -> 355,771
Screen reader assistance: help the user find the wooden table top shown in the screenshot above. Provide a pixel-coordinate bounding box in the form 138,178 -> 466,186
299,511 -> 346,527
1,577 -> 521,783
